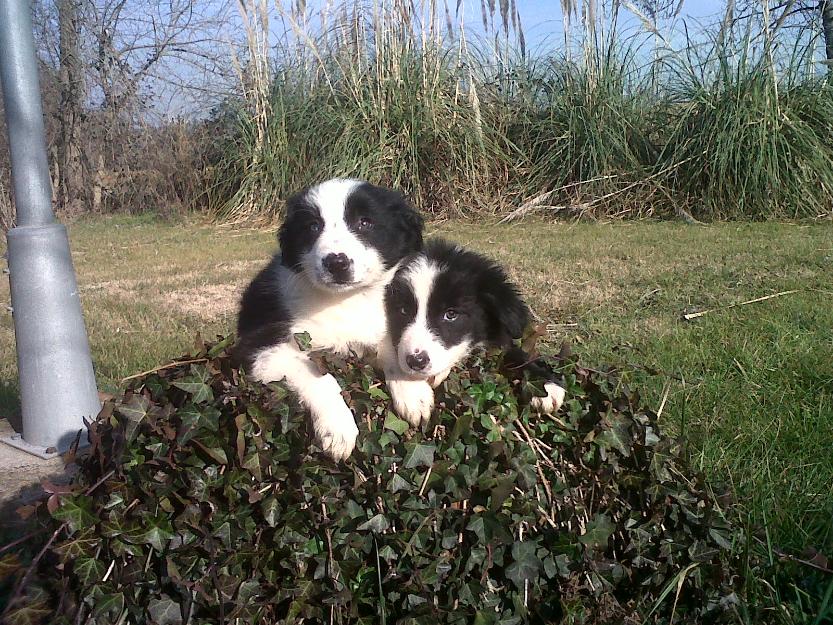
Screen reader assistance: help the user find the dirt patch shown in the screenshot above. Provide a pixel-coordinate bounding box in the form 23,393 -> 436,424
159,282 -> 246,320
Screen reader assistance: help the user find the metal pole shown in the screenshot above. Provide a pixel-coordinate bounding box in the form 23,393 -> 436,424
1,0 -> 100,457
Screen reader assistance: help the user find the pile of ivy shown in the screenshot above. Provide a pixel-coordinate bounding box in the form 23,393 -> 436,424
1,334 -> 742,624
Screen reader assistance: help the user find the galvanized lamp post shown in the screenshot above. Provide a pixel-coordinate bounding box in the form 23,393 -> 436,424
0,0 -> 100,457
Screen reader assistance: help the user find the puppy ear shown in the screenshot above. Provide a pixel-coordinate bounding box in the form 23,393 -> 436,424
377,186 -> 423,254
278,189 -> 311,268
481,268 -> 529,347
397,202 -> 424,253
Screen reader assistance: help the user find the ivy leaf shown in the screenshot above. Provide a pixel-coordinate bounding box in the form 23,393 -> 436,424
596,414 -> 632,457
579,513 -> 615,550
172,378 -> 213,404
262,497 -> 280,527
51,495 -> 97,534
403,443 -> 435,469
92,593 -> 125,619
357,514 -> 390,533
0,554 -> 20,583
116,394 -> 150,422
383,412 -> 409,435
293,332 -> 313,351
73,557 -> 106,588
505,541 -> 542,589
147,595 -> 182,625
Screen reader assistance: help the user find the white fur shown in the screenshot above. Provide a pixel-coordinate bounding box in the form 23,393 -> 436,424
276,264 -> 392,355
387,378 -> 435,427
300,178 -> 386,292
530,382 -> 566,415
395,257 -> 472,377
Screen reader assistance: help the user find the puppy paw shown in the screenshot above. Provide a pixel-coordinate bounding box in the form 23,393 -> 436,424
388,378 -> 435,428
308,378 -> 359,460
530,382 -> 566,415
428,368 -> 451,389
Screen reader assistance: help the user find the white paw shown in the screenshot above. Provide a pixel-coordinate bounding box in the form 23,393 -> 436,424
530,382 -> 566,415
308,376 -> 359,460
428,368 -> 451,388
388,378 -> 435,427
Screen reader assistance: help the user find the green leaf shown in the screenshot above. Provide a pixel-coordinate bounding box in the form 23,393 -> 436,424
383,412 -> 409,435
242,450 -> 263,480
388,473 -> 412,493
293,332 -> 312,351
92,592 -> 125,619
596,414 -> 632,457
505,541 -> 542,589
116,394 -> 150,422
125,518 -> 175,552
579,513 -> 615,550
73,557 -> 106,588
403,443 -> 435,469
148,595 -> 182,625
172,378 -> 213,404
51,495 -> 97,534
262,497 -> 280,527
357,513 -> 390,533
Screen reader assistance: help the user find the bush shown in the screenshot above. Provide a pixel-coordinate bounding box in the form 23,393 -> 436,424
1,335 -> 742,624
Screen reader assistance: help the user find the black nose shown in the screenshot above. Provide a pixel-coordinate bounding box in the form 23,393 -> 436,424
322,253 -> 352,279
405,351 -> 430,371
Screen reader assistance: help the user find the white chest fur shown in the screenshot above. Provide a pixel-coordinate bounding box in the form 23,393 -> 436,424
278,265 -> 390,355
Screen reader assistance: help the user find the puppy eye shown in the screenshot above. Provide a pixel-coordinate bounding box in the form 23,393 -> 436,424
398,305 -> 409,316
308,221 -> 322,233
443,309 -> 458,322
357,217 -> 373,231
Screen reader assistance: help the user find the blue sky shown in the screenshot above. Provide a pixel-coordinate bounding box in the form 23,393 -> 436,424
476,0 -> 726,49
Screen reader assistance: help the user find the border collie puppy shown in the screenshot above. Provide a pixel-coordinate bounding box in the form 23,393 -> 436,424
235,179 -> 423,460
380,239 -> 565,426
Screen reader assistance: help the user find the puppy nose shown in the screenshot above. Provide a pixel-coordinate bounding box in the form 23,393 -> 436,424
322,253 -> 351,276
405,351 -> 430,371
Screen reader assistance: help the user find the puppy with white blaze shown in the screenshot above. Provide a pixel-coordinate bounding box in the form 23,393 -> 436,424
380,239 -> 566,426
235,178 -> 423,460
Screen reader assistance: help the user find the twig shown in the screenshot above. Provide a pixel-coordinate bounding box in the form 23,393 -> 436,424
0,529 -> 50,555
682,290 -> 799,321
121,358 -> 208,383
418,465 -> 433,497
771,546 -> 833,575
656,381 -> 671,418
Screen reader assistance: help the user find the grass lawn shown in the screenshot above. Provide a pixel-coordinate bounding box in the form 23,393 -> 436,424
1,215 -> 831,617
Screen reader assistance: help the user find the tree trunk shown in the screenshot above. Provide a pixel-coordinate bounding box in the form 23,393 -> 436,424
821,0 -> 833,71
57,0 -> 86,214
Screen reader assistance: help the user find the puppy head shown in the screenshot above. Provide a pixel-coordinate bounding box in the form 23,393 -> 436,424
279,179 -> 423,292
385,240 -> 529,378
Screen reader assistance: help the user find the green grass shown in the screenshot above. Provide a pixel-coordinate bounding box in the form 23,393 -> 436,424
1,216 -> 831,620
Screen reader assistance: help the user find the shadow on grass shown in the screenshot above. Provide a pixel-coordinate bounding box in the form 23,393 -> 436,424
0,379 -> 21,432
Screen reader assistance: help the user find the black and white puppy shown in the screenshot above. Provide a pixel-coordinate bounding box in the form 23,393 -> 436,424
235,178 -> 423,460
380,239 -> 565,425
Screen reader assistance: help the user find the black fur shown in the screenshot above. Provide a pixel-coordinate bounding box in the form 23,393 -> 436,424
234,256 -> 292,369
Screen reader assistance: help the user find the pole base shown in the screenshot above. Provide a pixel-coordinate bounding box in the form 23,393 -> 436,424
0,432 -> 61,459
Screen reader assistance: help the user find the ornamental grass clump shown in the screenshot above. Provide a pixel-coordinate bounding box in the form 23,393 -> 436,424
1,334 -> 741,624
